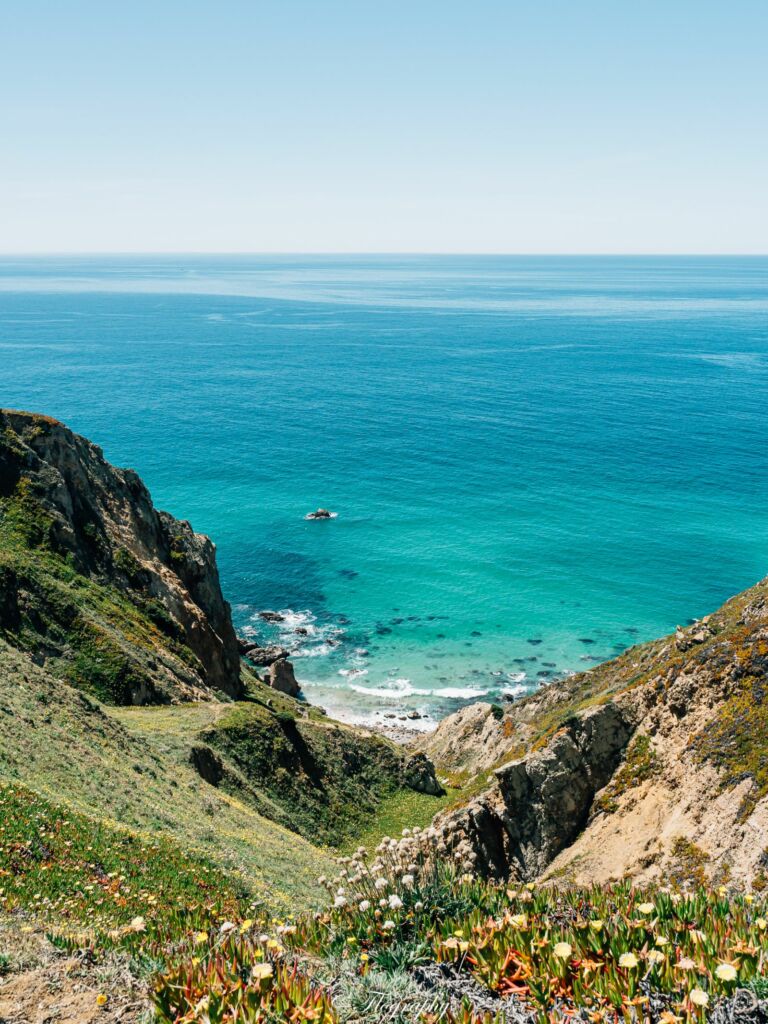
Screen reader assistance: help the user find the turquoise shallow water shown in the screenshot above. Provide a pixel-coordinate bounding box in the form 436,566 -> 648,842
1,255 -> 767,726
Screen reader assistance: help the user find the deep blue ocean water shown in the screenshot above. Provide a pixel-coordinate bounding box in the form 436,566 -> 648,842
1,255 -> 767,726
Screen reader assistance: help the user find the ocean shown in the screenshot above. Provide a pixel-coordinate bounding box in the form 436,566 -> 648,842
1,254 -> 767,727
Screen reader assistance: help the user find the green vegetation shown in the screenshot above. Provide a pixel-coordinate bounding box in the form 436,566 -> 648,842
200,698 -> 440,847
148,835 -> 768,1023
0,641 -> 335,913
0,783 -> 245,946
341,786 -> 454,856
594,733 -> 658,815
0,477 -> 197,704
690,675 -> 768,820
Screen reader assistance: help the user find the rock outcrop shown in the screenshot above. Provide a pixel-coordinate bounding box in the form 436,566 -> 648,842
403,752 -> 446,796
0,409 -> 242,703
268,658 -> 301,697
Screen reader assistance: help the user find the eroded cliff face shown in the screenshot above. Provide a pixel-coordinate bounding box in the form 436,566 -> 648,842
422,576 -> 768,889
0,409 -> 242,703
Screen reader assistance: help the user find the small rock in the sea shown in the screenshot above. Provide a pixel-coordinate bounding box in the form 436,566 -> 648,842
578,637 -> 595,645
306,508 -> 334,519
471,630 -> 482,636
259,610 -> 285,623
406,710 -> 422,720
295,626 -> 308,635
527,638 -> 543,645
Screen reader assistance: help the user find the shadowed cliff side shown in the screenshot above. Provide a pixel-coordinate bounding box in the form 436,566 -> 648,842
0,409 -> 242,703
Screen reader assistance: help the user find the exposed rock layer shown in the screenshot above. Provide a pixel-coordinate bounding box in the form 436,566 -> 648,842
0,409 -> 242,702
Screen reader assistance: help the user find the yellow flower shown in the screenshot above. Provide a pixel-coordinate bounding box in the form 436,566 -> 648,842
689,988 -> 709,1007
619,952 -> 639,969
715,963 -> 738,982
509,913 -> 528,929
360,952 -> 369,962
745,894 -> 754,904
251,963 -> 274,982
755,918 -> 767,931
96,994 -> 108,1007
240,918 -> 254,933
589,919 -> 603,931
637,902 -> 655,915
194,931 -> 208,944
554,942 -> 573,960
347,936 -> 357,946
647,950 -> 666,965
655,935 -> 669,946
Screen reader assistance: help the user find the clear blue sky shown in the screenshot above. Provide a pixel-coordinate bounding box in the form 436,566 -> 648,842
2,0 -> 766,253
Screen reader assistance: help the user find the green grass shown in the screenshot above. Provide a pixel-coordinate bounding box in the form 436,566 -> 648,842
340,786 -> 455,855
198,699 -> 438,847
0,783 -> 246,945
0,640 -> 336,914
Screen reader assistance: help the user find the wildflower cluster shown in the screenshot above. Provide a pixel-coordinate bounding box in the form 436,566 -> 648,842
432,881 -> 768,1020
152,924 -> 336,1024
0,784 -> 245,956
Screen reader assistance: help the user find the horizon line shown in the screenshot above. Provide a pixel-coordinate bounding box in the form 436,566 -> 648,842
1,250 -> 767,258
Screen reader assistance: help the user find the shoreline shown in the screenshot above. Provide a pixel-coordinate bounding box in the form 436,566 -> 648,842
312,696 -> 438,746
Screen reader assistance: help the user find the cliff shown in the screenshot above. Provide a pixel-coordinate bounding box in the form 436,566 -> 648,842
0,409 -> 242,703
421,574 -> 768,889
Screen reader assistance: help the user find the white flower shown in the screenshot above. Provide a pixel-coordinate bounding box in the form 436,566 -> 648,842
378,898 -> 387,907
715,963 -> 738,982
388,894 -> 403,910
553,941 -> 572,959
402,874 -> 415,888
336,887 -> 345,897
619,952 -> 639,969
647,950 -> 666,965
415,901 -> 424,912
359,900 -> 371,912
333,896 -> 347,908
382,919 -> 396,930
637,902 -> 655,915
219,921 -> 237,934
690,989 -> 709,1007
375,877 -> 388,890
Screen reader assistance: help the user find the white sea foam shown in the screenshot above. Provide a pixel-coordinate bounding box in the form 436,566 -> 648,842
350,678 -> 416,699
338,667 -> 368,679
431,686 -> 488,699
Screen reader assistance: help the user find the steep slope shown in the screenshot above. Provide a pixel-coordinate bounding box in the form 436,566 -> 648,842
423,574 -> 768,889
0,409 -> 241,703
0,410 -> 446,911
0,638 -> 334,911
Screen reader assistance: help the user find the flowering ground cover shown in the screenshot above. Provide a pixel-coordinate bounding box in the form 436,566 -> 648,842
2,791 -> 767,1022
148,828 -> 768,1023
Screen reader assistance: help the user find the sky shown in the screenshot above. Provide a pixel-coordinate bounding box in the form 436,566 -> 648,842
1,0 -> 767,254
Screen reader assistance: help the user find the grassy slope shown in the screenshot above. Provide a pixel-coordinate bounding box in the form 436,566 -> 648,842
0,641 -> 335,914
